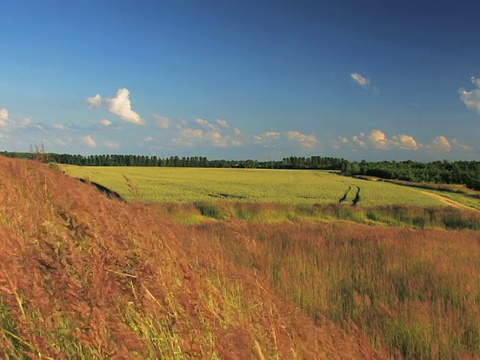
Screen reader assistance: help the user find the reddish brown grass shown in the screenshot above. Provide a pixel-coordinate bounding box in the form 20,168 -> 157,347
0,156 -> 385,358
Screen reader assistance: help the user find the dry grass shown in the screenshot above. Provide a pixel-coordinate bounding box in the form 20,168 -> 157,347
190,222 -> 480,358
0,156 -> 384,359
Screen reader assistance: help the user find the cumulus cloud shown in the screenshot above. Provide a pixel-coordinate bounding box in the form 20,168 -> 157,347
172,118 -> 238,148
368,129 -> 390,149
285,131 -> 317,148
254,132 -> 279,146
100,119 -> 112,127
352,135 -> 366,147
82,135 -> 97,148
106,88 -> 144,125
0,108 -> 9,127
88,88 -> 145,125
265,131 -> 280,138
347,130 -> 421,151
332,136 -> 349,149
210,131 -> 229,147
216,119 -> 229,127
180,128 -> 203,139
426,136 -> 451,152
195,118 -> 218,131
105,141 -> 119,148
152,114 -> 171,129
459,76 -> 480,114
234,127 -> 242,135
87,94 -> 102,109
351,73 -> 370,87
391,134 -> 421,150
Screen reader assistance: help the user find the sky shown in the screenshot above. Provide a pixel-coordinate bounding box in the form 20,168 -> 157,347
1,0 -> 479,161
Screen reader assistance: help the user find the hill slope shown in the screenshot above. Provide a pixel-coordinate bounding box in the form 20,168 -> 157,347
0,157 -> 381,358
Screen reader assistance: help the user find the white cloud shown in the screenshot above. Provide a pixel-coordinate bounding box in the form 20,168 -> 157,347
216,119 -> 229,127
459,76 -> 480,114
180,128 -> 203,139
391,134 -> 421,150
100,119 -> 112,127
0,108 -> 9,127
144,136 -> 154,142
332,136 -> 349,149
451,138 -> 473,152
152,114 -> 171,129
105,141 -> 119,148
254,132 -> 277,146
426,136 -> 451,152
265,131 -> 280,138
195,118 -> 218,131
87,94 -> 102,109
347,130 -> 421,151
351,73 -> 370,87
52,124 -> 65,130
17,118 -> 43,129
210,131 -> 229,147
172,118 -> 237,148
106,88 -> 144,125
285,131 -> 317,148
82,135 -> 97,148
88,88 -> 145,125
352,135 -> 366,147
471,76 -> 480,88
368,129 -> 390,149
234,127 -> 242,135
55,138 -> 70,146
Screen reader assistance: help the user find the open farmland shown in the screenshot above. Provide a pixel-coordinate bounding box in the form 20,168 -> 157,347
62,165 -> 444,207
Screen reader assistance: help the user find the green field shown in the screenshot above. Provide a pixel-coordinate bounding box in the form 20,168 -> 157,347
63,165 -> 444,207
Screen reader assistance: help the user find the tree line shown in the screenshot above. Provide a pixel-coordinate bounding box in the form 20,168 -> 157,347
341,159 -> 480,191
1,151 -> 344,170
2,150 -> 479,190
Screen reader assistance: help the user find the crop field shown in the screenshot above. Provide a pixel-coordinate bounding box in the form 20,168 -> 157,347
63,165 -> 444,207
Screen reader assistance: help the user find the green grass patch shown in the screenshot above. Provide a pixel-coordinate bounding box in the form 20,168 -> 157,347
62,166 -> 445,207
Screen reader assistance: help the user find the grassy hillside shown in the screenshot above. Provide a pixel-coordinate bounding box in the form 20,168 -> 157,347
0,156 -> 380,358
62,165 -> 444,207
2,156 -> 480,358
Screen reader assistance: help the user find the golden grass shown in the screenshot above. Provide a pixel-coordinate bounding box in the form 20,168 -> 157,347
0,156 -> 383,358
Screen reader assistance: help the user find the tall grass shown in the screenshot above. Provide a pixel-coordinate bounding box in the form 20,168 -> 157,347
192,222 -> 480,358
0,156 -> 381,358
153,201 -> 480,230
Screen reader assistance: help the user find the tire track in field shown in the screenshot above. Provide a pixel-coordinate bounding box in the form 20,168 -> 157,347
421,191 -> 480,213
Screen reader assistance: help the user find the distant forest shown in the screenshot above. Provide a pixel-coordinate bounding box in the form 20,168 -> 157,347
3,150 -> 480,190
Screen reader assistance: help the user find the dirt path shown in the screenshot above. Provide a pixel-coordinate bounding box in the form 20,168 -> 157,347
421,191 -> 480,213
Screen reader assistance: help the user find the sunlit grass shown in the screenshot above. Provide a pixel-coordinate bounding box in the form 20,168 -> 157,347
62,165 -> 444,207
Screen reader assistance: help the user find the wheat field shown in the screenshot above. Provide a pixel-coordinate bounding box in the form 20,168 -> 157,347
62,165 -> 444,207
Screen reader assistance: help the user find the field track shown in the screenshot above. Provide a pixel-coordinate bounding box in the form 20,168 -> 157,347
421,191 -> 480,212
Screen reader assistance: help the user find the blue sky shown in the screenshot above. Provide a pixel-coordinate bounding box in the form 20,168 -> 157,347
1,0 -> 479,161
